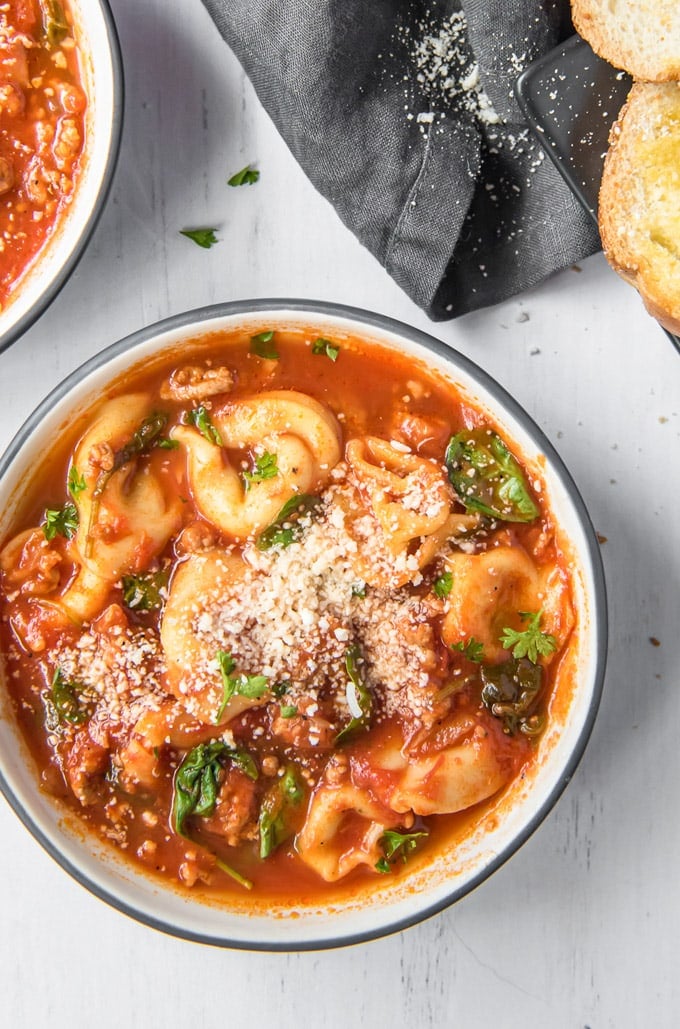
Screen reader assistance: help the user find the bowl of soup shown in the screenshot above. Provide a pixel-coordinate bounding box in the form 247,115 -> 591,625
0,300 -> 607,949
0,0 -> 122,353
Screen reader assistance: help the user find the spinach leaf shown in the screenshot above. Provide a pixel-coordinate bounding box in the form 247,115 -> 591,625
445,428 -> 539,523
480,657 -> 544,737
49,668 -> 89,725
258,764 -> 304,859
173,741 -> 228,837
41,0 -> 69,46
86,412 -> 170,555
187,405 -> 222,446
335,644 -> 372,744
172,742 -> 257,890
256,493 -> 321,551
250,331 -> 279,360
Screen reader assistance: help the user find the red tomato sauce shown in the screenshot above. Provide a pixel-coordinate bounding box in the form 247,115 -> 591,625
0,327 -> 576,908
0,1 -> 86,308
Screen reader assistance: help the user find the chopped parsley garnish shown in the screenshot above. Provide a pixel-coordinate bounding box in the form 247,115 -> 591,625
228,164 -> 260,187
279,705 -> 298,718
187,405 -> 222,446
121,569 -> 168,612
216,649 -> 268,722
67,466 -> 86,498
43,503 -> 78,541
157,437 -> 179,450
375,829 -> 428,872
256,493 -> 321,551
243,451 -> 278,490
499,610 -> 557,664
335,644 -> 372,743
311,337 -> 340,362
180,227 -> 219,249
445,428 -> 539,523
250,330 -> 279,360
49,668 -> 89,725
433,571 -> 453,599
450,637 -> 485,663
272,680 -> 291,698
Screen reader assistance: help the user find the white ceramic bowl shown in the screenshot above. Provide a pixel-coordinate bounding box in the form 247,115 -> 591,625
0,1 -> 123,354
0,301 -> 607,949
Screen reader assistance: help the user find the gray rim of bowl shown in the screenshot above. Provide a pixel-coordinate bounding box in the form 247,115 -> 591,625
0,298 -> 609,951
0,0 -> 125,357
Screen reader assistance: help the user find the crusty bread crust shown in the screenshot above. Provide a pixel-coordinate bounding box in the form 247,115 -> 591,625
599,82 -> 680,336
573,0 -> 680,82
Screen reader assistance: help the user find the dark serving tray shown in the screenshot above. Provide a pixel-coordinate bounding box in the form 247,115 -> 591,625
516,34 -> 680,355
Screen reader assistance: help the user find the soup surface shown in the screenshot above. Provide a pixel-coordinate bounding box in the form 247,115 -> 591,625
0,327 -> 575,905
0,1 -> 86,309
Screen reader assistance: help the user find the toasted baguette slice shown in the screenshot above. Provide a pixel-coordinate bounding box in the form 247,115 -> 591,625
572,0 -> 680,81
599,82 -> 680,335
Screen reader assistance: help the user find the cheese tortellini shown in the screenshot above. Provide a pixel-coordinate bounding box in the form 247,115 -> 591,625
173,390 -> 342,539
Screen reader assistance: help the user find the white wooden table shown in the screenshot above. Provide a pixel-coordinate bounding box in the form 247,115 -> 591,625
1,1 -> 679,1025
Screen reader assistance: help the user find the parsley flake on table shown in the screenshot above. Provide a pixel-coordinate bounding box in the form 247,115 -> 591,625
179,227 -> 219,249
228,164 -> 260,187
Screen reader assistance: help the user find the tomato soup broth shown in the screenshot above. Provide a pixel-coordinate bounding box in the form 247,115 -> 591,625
0,326 -> 576,906
0,1 -> 86,309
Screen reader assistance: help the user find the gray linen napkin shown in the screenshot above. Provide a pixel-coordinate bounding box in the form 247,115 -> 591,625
202,0 -> 599,319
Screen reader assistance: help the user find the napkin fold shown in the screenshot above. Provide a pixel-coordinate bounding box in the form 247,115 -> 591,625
202,0 -> 600,319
